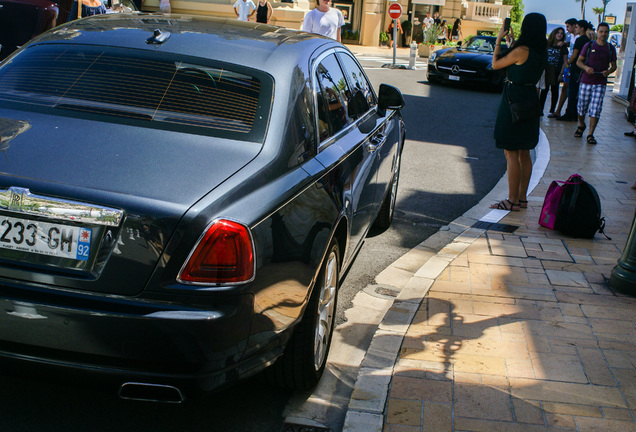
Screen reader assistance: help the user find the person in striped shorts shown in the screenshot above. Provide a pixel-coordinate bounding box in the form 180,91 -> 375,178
575,22 -> 616,144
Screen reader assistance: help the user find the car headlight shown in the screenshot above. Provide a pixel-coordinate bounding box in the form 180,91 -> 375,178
429,52 -> 437,62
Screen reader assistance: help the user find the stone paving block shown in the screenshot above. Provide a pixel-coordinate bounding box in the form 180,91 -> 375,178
509,378 -> 627,407
451,253 -> 468,267
364,330 -> 407,370
376,266 -> 416,290
421,402 -> 452,432
544,413 -> 576,428
349,367 -> 393,413
521,320 -> 596,340
388,376 -> 452,404
529,352 -> 589,383
512,398 -> 544,424
389,248 -> 437,274
414,256 -> 453,280
480,374 -> 508,386
453,353 -> 507,376
448,265 -> 470,283
343,411 -> 384,432
385,399 -> 422,427
468,254 -> 527,267
429,280 -> 471,294
574,416 -> 636,432
545,269 -> 589,287
588,318 -> 636,335
400,347 -> 449,363
543,402 -> 603,418
603,349 -> 636,369
577,347 -> 616,386
454,382 -> 513,421
613,368 -> 636,411
602,407 -> 634,421
559,303 -> 584,317
394,358 -> 446,379
380,302 -> 419,334
506,357 -> 536,379
581,304 -> 635,320
550,344 -> 578,355
454,417 -> 574,431
398,277 -> 434,303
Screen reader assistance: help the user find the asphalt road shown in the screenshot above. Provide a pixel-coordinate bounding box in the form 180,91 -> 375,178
0,56 -> 506,432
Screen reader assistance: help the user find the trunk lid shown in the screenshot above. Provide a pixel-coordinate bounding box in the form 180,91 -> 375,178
0,111 -> 262,296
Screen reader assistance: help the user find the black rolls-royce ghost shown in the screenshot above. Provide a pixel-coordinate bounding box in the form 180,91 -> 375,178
0,14 -> 405,401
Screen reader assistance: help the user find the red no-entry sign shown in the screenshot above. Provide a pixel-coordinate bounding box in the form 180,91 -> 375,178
388,3 -> 402,20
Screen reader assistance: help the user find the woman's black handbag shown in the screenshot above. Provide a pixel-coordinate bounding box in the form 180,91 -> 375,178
506,79 -> 541,124
509,99 -> 542,124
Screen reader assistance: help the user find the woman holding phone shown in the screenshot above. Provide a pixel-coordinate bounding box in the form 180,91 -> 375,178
489,13 -> 547,211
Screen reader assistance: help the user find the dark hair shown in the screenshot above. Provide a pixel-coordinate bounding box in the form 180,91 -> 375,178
598,22 -> 610,31
577,20 -> 589,30
511,13 -> 547,52
547,27 -> 565,47
565,18 -> 578,26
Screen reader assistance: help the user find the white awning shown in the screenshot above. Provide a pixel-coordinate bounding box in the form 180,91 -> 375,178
411,0 -> 445,5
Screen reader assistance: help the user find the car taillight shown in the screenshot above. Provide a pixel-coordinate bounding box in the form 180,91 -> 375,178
179,219 -> 254,285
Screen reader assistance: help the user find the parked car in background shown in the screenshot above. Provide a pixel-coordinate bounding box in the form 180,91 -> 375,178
0,0 -> 136,60
427,35 -> 506,89
0,14 -> 405,401
609,31 -> 622,49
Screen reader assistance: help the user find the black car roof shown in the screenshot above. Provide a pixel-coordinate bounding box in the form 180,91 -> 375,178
25,13 -> 339,73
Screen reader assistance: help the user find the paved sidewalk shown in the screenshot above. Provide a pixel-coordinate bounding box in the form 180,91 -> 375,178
342,88 -> 636,431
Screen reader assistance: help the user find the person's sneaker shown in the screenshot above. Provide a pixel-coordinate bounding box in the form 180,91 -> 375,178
625,131 -> 636,137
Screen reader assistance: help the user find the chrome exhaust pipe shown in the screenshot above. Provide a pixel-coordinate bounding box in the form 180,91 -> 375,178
119,382 -> 185,403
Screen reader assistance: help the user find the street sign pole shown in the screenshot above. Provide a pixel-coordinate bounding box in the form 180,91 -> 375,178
393,19 -> 397,65
387,1 -> 402,68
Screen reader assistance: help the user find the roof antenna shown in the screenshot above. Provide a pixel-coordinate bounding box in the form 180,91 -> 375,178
146,29 -> 170,44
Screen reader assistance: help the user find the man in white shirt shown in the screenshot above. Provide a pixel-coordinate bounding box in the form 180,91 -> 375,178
423,12 -> 433,29
302,0 -> 345,42
234,0 -> 256,21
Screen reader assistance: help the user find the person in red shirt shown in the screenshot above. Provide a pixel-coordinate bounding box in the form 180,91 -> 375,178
575,22 -> 617,144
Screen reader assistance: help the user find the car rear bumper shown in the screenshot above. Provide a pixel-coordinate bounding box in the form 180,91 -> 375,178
0,281 -> 257,395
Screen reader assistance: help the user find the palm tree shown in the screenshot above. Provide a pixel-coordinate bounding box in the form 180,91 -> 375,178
575,0 -> 586,19
593,6 -> 604,25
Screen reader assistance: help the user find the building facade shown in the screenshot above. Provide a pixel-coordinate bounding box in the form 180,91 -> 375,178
140,0 -> 511,47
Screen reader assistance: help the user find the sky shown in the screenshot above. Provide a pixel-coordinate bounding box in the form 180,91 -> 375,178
522,0 -> 628,26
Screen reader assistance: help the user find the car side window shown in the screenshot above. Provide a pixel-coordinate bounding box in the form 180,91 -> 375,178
315,54 -> 351,143
337,53 -> 376,120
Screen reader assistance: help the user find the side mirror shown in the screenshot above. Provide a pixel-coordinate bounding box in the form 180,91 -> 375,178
377,84 -> 405,117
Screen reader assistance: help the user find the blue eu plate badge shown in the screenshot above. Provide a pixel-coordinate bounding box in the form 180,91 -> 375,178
77,228 -> 91,261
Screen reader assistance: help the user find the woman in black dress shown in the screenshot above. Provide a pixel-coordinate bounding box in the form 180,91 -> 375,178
489,13 -> 547,211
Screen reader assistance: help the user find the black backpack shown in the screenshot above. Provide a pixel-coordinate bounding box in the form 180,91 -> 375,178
554,174 -> 609,239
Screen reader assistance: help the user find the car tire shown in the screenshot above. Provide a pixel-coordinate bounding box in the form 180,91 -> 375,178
374,149 -> 401,230
266,239 -> 340,390
427,75 -> 440,84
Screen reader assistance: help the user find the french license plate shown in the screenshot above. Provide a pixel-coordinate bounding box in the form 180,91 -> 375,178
449,75 -> 460,81
0,215 -> 91,261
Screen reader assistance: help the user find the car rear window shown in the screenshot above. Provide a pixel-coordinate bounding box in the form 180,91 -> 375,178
0,45 -> 273,142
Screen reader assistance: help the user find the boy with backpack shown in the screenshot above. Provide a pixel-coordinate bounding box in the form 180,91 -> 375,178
575,22 -> 617,144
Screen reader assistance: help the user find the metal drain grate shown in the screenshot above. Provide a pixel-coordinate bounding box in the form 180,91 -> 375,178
471,221 -> 518,233
281,423 -> 331,432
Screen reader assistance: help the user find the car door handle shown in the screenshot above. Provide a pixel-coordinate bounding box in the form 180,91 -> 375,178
366,134 -> 386,152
